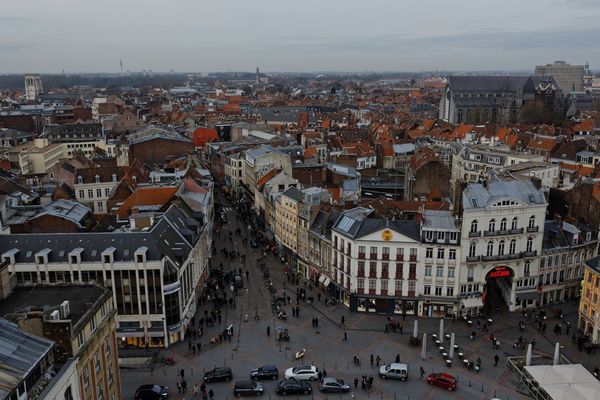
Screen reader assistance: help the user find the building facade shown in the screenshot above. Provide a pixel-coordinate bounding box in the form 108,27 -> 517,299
579,256 -> 600,344
24,74 -> 43,101
535,61 -> 585,93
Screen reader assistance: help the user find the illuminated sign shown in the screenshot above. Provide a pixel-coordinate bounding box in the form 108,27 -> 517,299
488,266 -> 513,278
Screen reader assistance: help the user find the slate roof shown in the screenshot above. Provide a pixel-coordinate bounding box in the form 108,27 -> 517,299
422,210 -> 457,230
0,203 -> 202,265
463,177 -> 546,210
127,125 -> 191,145
0,318 -> 54,399
332,207 -> 420,240
448,75 -> 556,93
31,199 -> 91,227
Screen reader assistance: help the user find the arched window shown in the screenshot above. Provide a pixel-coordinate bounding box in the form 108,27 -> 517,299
500,218 -> 507,231
488,219 -> 496,232
526,237 -> 533,252
486,241 -> 494,257
509,240 -> 516,255
498,240 -> 505,255
528,216 -> 536,229
511,217 -> 518,230
469,242 -> 477,258
524,262 -> 530,277
470,220 -> 478,234
64,387 -> 73,400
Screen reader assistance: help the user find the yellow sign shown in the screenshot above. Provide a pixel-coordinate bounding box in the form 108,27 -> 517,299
382,230 -> 393,241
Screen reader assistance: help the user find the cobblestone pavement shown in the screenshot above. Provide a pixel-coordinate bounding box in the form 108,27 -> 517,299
120,195 -> 598,400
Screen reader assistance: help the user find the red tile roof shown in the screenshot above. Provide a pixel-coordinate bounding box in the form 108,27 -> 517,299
116,186 -> 178,218
192,127 -> 219,147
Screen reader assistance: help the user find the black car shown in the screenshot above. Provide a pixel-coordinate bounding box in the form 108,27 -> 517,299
233,275 -> 244,288
276,379 -> 312,396
233,380 -> 264,397
204,367 -> 233,383
250,365 -> 279,380
135,384 -> 168,400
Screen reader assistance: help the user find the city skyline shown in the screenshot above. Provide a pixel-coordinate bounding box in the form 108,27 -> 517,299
0,0 -> 599,73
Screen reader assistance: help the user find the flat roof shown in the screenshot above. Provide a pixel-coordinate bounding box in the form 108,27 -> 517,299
524,364 -> 600,400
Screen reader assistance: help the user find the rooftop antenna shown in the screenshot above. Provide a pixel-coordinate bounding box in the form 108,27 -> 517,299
120,58 -> 124,77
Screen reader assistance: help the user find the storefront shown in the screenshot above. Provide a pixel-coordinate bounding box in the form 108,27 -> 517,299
349,294 -> 418,316
422,300 -> 455,317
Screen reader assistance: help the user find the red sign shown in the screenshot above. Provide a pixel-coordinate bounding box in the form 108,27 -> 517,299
488,266 -> 513,278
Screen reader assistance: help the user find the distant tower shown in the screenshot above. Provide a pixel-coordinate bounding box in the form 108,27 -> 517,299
24,74 -> 43,101
120,58 -> 124,77
256,66 -> 260,84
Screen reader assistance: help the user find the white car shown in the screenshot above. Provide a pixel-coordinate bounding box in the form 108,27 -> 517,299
284,365 -> 319,381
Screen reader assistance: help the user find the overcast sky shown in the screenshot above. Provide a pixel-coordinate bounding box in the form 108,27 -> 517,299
1,0 -> 598,73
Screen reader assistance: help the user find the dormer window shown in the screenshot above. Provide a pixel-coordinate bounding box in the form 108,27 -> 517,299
95,175 -> 100,183
112,173 -> 117,182
573,236 -> 578,245
77,175 -> 83,184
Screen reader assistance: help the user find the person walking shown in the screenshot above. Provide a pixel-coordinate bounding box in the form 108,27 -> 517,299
370,354 -> 374,367
208,388 -> 214,400
376,355 -> 381,367
419,366 -> 425,379
354,377 -> 359,389
341,316 -> 345,326
266,326 -> 270,336
343,331 -> 348,342
494,354 -> 500,366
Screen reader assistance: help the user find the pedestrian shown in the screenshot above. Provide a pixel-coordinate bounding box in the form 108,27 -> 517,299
395,354 -> 400,363
208,388 -> 214,400
296,306 -> 300,317
494,354 -> 500,366
176,380 -> 182,393
368,375 -> 374,388
181,379 -> 187,393
315,317 -> 319,327
267,326 -> 270,336
343,331 -> 348,342
193,383 -> 200,396
354,377 -> 359,389
188,340 -> 192,351
341,316 -> 345,326
376,355 -> 381,367
192,344 -> 196,354
370,354 -> 374,367
400,325 -> 403,335
420,366 -> 425,379
323,369 -> 327,378
180,368 -> 185,378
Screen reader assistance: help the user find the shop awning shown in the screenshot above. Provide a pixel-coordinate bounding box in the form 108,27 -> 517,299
516,291 -> 540,301
318,275 -> 326,283
323,278 -> 331,287
461,297 -> 483,309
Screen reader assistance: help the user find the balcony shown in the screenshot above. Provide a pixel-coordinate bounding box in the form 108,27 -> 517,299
527,226 -> 539,233
358,253 -> 365,260
510,228 -> 524,234
382,254 -> 389,261
369,254 -> 378,260
466,255 -> 480,262
484,228 -> 524,237
409,255 -> 417,262
482,253 -> 522,262
469,231 -> 481,238
523,250 -> 537,258
396,255 -> 404,261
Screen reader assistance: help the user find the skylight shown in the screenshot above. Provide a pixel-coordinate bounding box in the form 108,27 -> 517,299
337,216 -> 355,232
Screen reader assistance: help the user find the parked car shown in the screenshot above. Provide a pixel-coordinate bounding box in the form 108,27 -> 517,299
135,384 -> 168,400
250,365 -> 279,380
204,367 -> 233,383
284,365 -> 319,381
234,275 -> 244,288
319,377 -> 350,393
276,379 -> 312,395
427,373 -> 457,391
233,380 -> 264,397
379,363 -> 409,380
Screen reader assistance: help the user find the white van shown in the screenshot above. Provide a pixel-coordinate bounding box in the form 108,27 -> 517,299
379,363 -> 409,381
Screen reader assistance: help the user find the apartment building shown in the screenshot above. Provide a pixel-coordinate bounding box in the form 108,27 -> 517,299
275,187 -> 301,269
579,256 -> 600,344
460,176 -> 547,312
0,203 -> 210,348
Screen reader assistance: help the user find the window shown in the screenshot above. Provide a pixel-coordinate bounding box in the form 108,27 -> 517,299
357,278 -> 364,290
104,187 -> 111,197
79,190 -> 85,199
436,266 -> 444,277
358,246 -> 365,258
528,216 -> 535,229
446,287 -> 454,297
437,231 -> 445,241
88,189 -> 94,198
381,279 -> 388,293
509,240 -> 516,255
500,218 -> 507,231
488,219 -> 496,232
486,241 -> 494,257
498,240 -> 505,255
369,279 -> 376,291
470,220 -> 478,233
394,279 -> 402,293
82,366 -> 90,389
424,285 -> 431,295
64,387 -> 74,400
469,242 -> 476,258
370,246 -> 377,259
437,248 -> 445,259
95,175 -> 100,183
357,261 -> 365,277
524,262 -> 530,277
467,266 -> 475,280
449,249 -> 456,260
77,331 -> 85,348
449,232 -> 458,241
112,173 -> 117,182
511,217 -> 518,230
97,202 -> 103,212
425,265 -> 432,276
435,286 -> 443,296
90,315 -> 97,332
526,238 -> 533,252
426,248 -> 433,259
396,248 -> 404,260
93,351 -> 101,371
395,263 -> 403,279
382,247 -> 389,260
77,176 -> 83,184
448,267 -> 455,278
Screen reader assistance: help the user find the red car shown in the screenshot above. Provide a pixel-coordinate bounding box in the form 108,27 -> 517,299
427,373 -> 457,391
